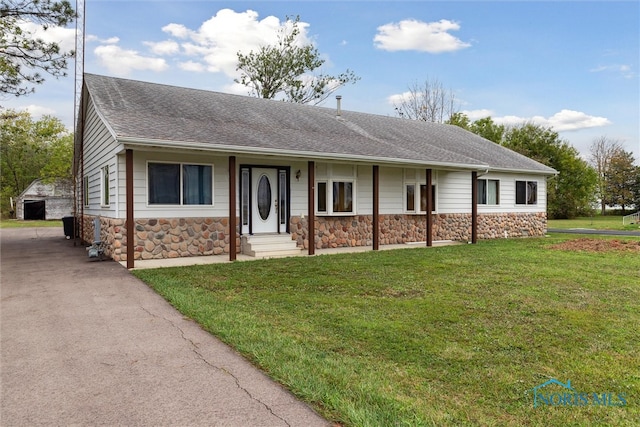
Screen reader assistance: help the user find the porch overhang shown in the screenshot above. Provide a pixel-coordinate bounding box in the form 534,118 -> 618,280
115,137 -> 493,172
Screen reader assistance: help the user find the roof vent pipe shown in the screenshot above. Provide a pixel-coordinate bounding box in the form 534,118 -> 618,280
336,95 -> 342,117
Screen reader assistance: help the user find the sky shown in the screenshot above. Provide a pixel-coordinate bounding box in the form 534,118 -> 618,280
5,0 -> 639,162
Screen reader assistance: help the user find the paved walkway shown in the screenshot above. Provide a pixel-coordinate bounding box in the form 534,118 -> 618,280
0,227 -> 329,426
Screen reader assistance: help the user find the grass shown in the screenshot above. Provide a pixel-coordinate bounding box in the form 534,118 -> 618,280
0,219 -> 63,228
133,235 -> 640,426
548,215 -> 639,231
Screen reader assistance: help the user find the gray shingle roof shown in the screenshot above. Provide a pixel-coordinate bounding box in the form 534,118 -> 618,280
84,74 -> 556,174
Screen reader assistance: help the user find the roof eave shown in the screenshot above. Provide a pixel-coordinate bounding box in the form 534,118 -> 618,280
117,136 -> 493,171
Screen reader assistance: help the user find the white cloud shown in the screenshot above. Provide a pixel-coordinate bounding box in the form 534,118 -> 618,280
17,21 -> 76,53
386,91 -> 413,105
18,104 -> 56,118
162,23 -> 191,39
86,35 -> 119,44
178,61 -> 205,72
590,64 -> 635,79
461,109 -> 495,121
491,109 -> 611,132
158,9 -> 313,78
545,110 -> 612,131
94,45 -> 168,76
144,40 -> 180,55
374,19 -> 471,53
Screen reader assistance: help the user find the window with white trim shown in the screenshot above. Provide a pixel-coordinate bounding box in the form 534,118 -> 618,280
148,162 -> 213,205
477,179 -> 500,205
515,180 -> 537,205
315,164 -> 355,215
317,181 -> 328,213
405,183 -> 436,213
101,165 -> 110,206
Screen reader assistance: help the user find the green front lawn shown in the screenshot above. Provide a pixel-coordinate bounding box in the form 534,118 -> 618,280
548,215 -> 639,231
133,236 -> 639,426
0,219 -> 63,228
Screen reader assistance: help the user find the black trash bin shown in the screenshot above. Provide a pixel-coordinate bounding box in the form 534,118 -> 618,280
62,216 -> 76,239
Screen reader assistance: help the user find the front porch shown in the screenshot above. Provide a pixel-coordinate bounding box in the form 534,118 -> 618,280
121,239 -> 460,270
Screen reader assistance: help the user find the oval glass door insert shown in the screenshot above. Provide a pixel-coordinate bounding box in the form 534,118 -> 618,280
257,174 -> 272,221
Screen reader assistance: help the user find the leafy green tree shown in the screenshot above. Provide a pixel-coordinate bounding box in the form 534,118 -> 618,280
235,15 -> 359,104
501,123 -> 597,219
0,0 -> 75,97
448,114 -> 597,219
469,117 -> 505,144
603,149 -> 636,213
446,113 -> 504,143
0,109 -> 71,217
446,112 -> 471,129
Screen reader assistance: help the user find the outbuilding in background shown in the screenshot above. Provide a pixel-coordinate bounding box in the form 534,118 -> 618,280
15,179 -> 73,220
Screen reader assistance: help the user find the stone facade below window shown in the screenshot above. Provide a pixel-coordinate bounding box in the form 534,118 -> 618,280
80,216 -> 239,262
290,213 -> 547,250
81,212 -> 546,261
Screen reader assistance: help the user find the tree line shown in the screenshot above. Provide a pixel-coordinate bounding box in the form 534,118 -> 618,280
391,79 -> 639,218
446,113 -> 639,218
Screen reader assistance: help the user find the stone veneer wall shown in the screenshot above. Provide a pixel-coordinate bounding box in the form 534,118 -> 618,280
290,212 -> 547,249
81,212 -> 545,261
81,215 -> 239,262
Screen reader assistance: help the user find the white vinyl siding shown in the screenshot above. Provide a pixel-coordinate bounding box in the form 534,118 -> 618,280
378,167 -> 403,215
437,171 -> 472,213
82,98 -> 118,216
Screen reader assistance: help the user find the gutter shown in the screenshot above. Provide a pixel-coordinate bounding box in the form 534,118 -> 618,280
116,136 -> 493,172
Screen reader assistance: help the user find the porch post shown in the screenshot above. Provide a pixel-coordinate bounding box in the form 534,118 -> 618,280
373,165 -> 379,250
471,171 -> 478,244
229,156 -> 237,261
308,161 -> 315,255
126,149 -> 134,269
426,168 -> 433,247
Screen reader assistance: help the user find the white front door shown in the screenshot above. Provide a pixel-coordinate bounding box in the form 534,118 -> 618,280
252,168 -> 279,233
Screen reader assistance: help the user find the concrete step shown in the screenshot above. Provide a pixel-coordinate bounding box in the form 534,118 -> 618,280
242,234 -> 302,258
247,249 -> 304,258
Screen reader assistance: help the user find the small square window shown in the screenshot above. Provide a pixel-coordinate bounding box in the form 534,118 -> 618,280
516,180 -> 537,205
478,179 -> 499,205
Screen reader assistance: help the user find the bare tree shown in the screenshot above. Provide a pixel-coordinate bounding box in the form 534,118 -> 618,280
589,136 -> 622,215
393,78 -> 459,123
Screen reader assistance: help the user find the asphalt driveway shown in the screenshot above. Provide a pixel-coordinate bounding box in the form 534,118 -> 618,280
0,227 -> 328,426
